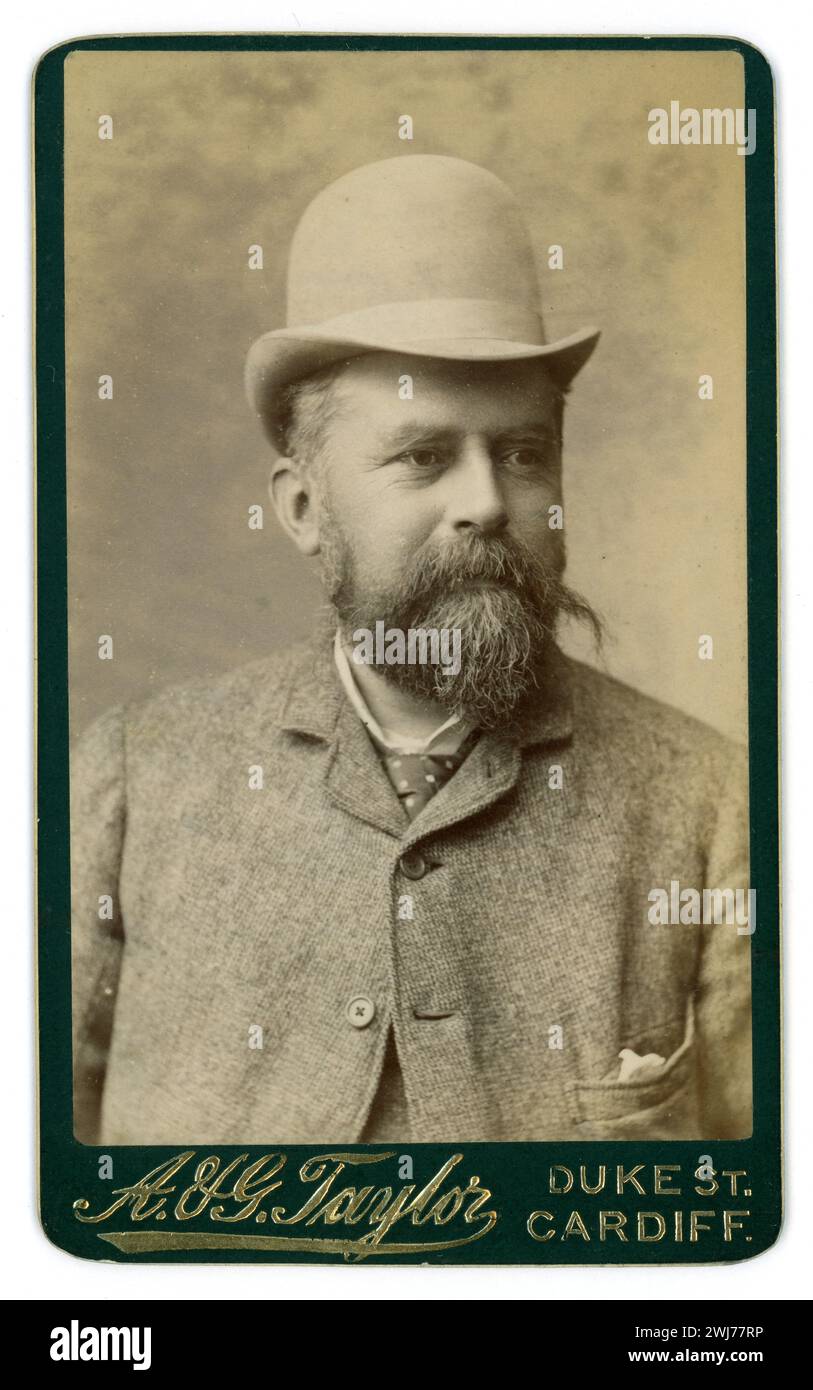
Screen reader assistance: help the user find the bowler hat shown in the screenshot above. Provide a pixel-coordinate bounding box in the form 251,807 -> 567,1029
245,155 -> 600,451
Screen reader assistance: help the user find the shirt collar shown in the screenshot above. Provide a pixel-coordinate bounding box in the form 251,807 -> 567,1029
277,614 -> 574,752
332,629 -> 476,755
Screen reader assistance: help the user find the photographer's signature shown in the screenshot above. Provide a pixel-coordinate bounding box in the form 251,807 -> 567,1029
74,1149 -> 497,1260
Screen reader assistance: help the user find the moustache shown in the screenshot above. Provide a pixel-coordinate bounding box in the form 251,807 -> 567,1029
397,534 -> 559,604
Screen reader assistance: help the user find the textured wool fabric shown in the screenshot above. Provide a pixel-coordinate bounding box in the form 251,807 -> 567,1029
361,731 -> 481,1140
70,631 -> 752,1145
359,1026 -> 411,1142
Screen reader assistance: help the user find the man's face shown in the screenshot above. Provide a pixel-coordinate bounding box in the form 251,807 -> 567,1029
316,351 -> 564,580
307,352 -> 597,728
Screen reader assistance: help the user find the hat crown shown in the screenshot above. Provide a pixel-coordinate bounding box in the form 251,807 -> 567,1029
286,155 -> 540,326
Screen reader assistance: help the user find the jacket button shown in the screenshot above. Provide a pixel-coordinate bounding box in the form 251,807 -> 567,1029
399,850 -> 427,880
346,996 -> 376,1029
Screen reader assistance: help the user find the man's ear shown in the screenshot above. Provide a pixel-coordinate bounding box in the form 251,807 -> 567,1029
267,456 -> 321,556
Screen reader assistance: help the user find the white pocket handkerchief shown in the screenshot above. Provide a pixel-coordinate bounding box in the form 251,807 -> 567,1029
616,1048 -> 666,1082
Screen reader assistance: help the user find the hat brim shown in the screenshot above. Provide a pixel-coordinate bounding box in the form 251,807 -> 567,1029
245,324 -> 600,452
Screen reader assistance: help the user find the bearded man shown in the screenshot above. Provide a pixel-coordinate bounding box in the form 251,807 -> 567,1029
71,155 -> 752,1145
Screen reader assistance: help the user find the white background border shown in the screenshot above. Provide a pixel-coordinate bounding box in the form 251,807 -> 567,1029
5,0 -> 807,1301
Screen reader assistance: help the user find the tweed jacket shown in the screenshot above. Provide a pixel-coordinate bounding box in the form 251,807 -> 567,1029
70,632 -> 752,1145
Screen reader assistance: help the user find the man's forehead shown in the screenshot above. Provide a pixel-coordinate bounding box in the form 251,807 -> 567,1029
328,352 -> 561,430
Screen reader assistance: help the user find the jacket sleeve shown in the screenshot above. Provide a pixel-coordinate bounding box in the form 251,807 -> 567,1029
70,703 -> 127,1144
694,743 -> 753,1139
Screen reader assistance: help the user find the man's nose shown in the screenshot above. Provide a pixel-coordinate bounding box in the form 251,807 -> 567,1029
444,442 -> 509,534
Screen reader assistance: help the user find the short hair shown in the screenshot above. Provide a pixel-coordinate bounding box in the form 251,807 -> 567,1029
275,359 -> 569,466
276,360 -> 350,468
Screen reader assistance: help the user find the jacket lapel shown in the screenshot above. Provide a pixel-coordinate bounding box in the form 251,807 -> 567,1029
277,624 -> 407,838
325,697 -> 411,837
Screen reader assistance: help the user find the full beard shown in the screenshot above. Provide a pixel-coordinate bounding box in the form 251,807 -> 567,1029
319,505 -> 603,734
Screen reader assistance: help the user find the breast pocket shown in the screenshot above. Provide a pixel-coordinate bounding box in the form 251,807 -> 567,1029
565,999 -> 700,1139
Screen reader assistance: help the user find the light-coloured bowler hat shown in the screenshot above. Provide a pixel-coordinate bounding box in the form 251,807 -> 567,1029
245,155 -> 600,451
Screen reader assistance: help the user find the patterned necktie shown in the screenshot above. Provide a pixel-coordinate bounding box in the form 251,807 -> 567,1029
380,730 -> 479,821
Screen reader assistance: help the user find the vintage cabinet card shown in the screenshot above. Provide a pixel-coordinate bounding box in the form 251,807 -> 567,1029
34,34 -> 780,1264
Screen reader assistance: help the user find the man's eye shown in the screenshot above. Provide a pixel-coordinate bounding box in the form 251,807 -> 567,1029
502,447 -> 546,469
396,449 -> 443,468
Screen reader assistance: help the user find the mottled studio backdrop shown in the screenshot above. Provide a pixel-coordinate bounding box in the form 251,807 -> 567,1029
64,48 -> 749,744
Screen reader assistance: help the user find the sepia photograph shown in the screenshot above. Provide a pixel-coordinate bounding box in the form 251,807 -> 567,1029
64,45 -> 753,1146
